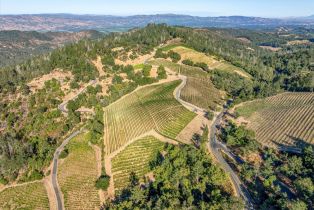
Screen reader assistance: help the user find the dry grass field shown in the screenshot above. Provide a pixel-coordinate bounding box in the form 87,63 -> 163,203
235,92 -> 314,148
58,132 -> 100,210
0,182 -> 49,210
168,46 -> 251,78
27,69 -> 72,93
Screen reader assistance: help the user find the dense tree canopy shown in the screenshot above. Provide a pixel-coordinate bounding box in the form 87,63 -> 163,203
104,144 -> 244,209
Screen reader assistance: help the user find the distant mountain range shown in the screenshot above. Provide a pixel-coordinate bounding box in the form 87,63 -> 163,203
1,14 -> 314,32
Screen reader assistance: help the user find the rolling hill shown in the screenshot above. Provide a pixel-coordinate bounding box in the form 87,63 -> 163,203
1,14 -> 314,32
0,30 -> 104,67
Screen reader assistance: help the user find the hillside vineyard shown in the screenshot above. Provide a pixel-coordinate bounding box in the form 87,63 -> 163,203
0,23 -> 314,210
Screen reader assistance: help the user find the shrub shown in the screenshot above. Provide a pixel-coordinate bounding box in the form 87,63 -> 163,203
95,174 -> 110,190
70,81 -> 79,89
182,59 -> 194,66
168,50 -> 181,63
194,62 -> 209,72
59,148 -> 69,159
205,110 -> 214,120
157,65 -> 167,79
0,176 -> 8,185
154,49 -> 168,59
142,65 -> 152,77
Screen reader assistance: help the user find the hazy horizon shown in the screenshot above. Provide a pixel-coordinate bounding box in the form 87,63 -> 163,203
1,0 -> 313,18
0,13 -> 313,19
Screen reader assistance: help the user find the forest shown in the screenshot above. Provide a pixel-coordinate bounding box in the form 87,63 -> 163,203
219,122 -> 314,209
103,144 -> 244,209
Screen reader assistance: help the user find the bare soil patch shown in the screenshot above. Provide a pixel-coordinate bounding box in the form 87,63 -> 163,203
176,115 -> 206,144
111,47 -> 124,52
242,152 -> 262,166
77,107 -> 95,115
287,40 -> 310,45
237,37 -> 251,44
92,56 -> 106,77
27,69 -> 73,92
150,66 -> 158,78
115,50 -> 155,66
145,172 -> 155,182
97,78 -> 111,96
260,46 -> 281,51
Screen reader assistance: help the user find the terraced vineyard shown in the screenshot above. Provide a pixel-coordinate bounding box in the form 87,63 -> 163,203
58,133 -> 100,210
103,80 -> 196,155
236,92 -> 314,148
0,182 -> 49,210
111,136 -> 164,191
148,59 -> 224,110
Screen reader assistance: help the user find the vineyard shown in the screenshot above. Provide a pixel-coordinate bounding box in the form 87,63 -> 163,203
148,59 -> 224,110
181,77 -> 224,110
58,132 -> 100,210
0,182 -> 49,210
111,136 -> 164,191
236,92 -> 314,148
103,80 -> 196,155
168,46 -> 251,78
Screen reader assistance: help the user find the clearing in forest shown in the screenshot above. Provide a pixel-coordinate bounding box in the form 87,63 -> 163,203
148,59 -> 225,110
287,40 -> 311,45
115,50 -> 155,66
103,80 -> 196,155
92,55 -> 106,77
27,69 -> 73,93
168,46 -> 251,79
259,45 -> 281,51
58,132 -> 100,210
0,181 -> 49,210
111,136 -> 164,191
235,92 -> 314,148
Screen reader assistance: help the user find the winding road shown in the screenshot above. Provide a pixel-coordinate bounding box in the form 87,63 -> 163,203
174,74 -> 254,209
50,69 -> 253,209
51,79 -> 97,210
209,111 -> 254,209
58,80 -> 97,113
51,130 -> 81,210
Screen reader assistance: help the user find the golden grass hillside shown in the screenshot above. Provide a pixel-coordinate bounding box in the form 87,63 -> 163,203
168,46 -> 251,79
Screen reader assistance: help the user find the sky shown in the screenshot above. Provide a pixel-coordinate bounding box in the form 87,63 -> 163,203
0,0 -> 313,18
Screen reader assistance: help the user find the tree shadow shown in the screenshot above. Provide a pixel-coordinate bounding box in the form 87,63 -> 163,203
270,134 -> 313,154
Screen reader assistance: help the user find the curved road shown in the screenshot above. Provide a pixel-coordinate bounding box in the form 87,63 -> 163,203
58,80 -> 97,113
51,72 -> 254,209
52,130 -> 81,210
174,75 -> 254,209
210,111 -> 254,209
51,79 -> 97,210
